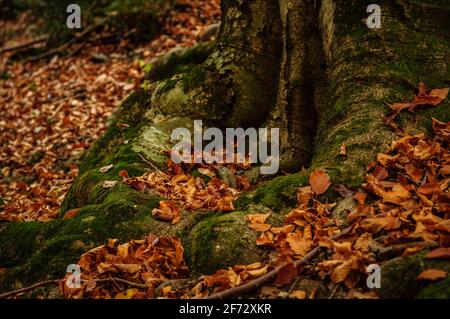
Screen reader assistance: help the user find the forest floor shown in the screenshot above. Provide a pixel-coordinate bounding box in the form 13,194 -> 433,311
0,1 -> 221,222
0,1 -> 449,300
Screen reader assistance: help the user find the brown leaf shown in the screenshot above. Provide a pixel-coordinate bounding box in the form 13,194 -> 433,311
297,186 -> 314,205
425,248 -> 450,259
274,263 -> 298,286
331,260 -> 353,284
289,290 -> 306,299
339,144 -> 347,157
372,165 -> 389,181
215,196 -> 235,212
152,201 -> 180,224
286,231 -> 312,256
246,213 -> 270,224
309,170 -> 331,195
248,223 -> 271,232
118,170 -> 129,179
63,208 -> 80,219
417,182 -> 442,195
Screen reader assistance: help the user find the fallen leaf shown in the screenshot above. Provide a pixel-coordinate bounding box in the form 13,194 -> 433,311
246,213 -> 271,224
425,248 -> 450,259
63,208 -> 80,219
274,263 -> 298,286
289,290 -> 306,299
335,184 -> 355,198
417,269 -> 447,281
309,170 -> 331,195
115,288 -> 139,299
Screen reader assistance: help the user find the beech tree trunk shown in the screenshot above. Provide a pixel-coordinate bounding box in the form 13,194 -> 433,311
1,0 -> 450,297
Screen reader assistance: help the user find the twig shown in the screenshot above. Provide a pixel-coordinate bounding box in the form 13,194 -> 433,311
0,36 -> 47,55
92,277 -> 146,290
203,226 -> 353,299
0,276 -> 146,299
22,20 -> 106,63
328,283 -> 339,299
288,275 -> 303,294
0,279 -> 59,299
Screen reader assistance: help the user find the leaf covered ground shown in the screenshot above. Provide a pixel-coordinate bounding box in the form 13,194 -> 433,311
59,88 -> 449,299
0,0 -> 221,222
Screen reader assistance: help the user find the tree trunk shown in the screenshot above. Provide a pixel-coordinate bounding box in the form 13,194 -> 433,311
1,0 -> 450,297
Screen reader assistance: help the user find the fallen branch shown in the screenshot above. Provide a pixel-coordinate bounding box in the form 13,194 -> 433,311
22,19 -> 106,63
203,226 -> 353,299
94,277 -> 147,290
0,36 -> 47,55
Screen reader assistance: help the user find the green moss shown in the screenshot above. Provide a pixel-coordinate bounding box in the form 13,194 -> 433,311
78,90 -> 151,174
187,211 -> 267,275
0,221 -> 57,268
251,173 -> 309,209
147,42 -> 215,81
380,252 -> 450,299
416,277 -> 450,299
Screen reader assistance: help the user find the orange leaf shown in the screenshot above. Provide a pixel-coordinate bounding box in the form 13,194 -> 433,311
274,263 -> 298,286
417,269 -> 447,281
309,170 -> 331,195
119,170 -> 129,179
246,213 -> 270,224
63,208 -> 80,219
426,248 -> 450,260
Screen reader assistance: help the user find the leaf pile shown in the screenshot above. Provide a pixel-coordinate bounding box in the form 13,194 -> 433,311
123,156 -> 251,222
61,234 -> 188,299
248,119 -> 450,294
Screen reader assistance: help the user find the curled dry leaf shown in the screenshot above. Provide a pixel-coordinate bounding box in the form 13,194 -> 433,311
152,201 -> 181,224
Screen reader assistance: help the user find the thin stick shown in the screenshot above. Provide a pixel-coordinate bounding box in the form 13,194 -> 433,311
0,276 -> 146,299
94,277 -> 146,290
203,226 -> 352,299
0,279 -> 59,299
0,37 -> 47,55
22,20 -> 106,63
